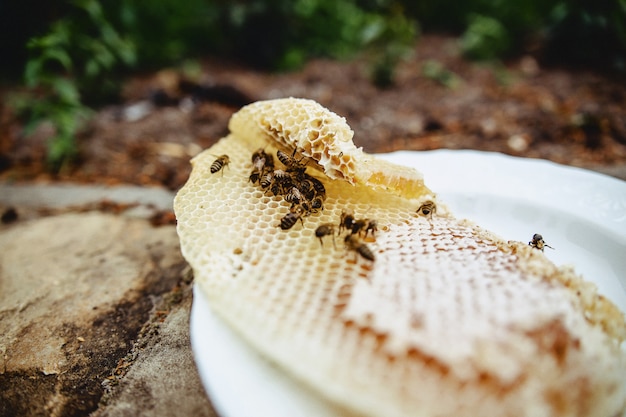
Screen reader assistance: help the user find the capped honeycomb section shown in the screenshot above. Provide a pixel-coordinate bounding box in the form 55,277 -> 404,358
229,98 -> 358,181
229,98 -> 432,199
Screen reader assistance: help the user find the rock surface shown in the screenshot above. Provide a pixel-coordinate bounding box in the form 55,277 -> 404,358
0,184 -> 216,417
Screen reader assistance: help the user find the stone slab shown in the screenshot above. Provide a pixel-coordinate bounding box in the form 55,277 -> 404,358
0,183 -> 217,417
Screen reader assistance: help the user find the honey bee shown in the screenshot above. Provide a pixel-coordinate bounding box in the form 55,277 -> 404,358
284,186 -> 305,205
299,178 -> 313,197
310,196 -> 324,212
364,219 -> 378,237
345,234 -> 375,262
251,148 -> 269,163
272,169 -> 292,180
305,174 -> 326,199
210,154 -> 230,174
297,200 -> 313,216
416,201 -> 436,218
315,223 -> 336,247
269,172 -> 295,196
260,171 -> 274,190
277,149 -> 307,173
339,210 -> 355,233
348,218 -> 376,238
280,204 -> 305,230
249,149 -> 273,183
350,218 -> 368,235
529,233 -> 554,251
299,178 -> 316,202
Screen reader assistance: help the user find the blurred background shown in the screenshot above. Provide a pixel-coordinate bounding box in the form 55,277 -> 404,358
1,0 -> 626,187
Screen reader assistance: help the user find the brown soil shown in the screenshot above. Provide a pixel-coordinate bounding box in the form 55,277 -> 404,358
2,34 -> 626,190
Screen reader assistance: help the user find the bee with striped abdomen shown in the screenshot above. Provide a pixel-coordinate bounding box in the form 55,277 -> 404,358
280,203 -> 306,230
260,171 -> 274,190
305,174 -> 326,200
210,154 -> 230,174
345,234 -> 375,262
284,186 -> 305,205
269,171 -> 295,196
315,223 -> 337,248
277,149 -> 307,174
249,148 -> 273,184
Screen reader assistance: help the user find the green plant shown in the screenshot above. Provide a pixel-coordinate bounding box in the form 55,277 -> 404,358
20,0 -> 135,171
111,0 -> 220,68
362,7 -> 418,87
459,13 -> 511,61
210,0 -> 418,82
405,0 -> 626,70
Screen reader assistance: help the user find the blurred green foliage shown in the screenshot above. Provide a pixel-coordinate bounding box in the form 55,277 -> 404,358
4,0 -> 626,79
2,0 -> 625,170
11,0 -> 136,171
60,0 -> 418,74
409,0 -> 626,69
459,14 -> 511,61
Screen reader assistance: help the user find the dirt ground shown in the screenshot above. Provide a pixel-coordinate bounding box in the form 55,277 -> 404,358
2,34 -> 626,191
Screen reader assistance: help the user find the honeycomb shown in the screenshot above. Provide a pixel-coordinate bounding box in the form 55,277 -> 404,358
229,97 -> 431,199
175,99 -> 626,417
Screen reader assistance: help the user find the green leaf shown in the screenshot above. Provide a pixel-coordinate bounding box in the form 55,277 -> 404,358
41,48 -> 73,71
51,77 -> 81,104
116,39 -> 137,66
460,14 -> 511,61
74,0 -> 104,23
361,16 -> 386,45
24,60 -> 43,87
84,59 -> 100,78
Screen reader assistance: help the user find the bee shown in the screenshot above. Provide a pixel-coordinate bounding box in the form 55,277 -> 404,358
315,223 -> 336,248
249,149 -> 273,183
529,233 -> 554,251
260,171 -> 274,190
210,154 -> 230,174
310,196 -> 324,212
251,148 -> 269,163
339,210 -> 355,233
299,178 -> 316,201
280,204 -> 305,230
345,234 -> 375,262
364,219 -> 378,238
273,169 -> 292,181
304,174 -> 326,199
297,200 -> 313,216
284,186 -> 305,205
269,172 -> 295,196
348,218 -> 376,239
277,149 -> 307,173
417,201 -> 436,218
350,218 -> 368,235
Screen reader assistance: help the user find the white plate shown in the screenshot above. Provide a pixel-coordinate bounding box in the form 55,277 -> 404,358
190,150 -> 626,417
